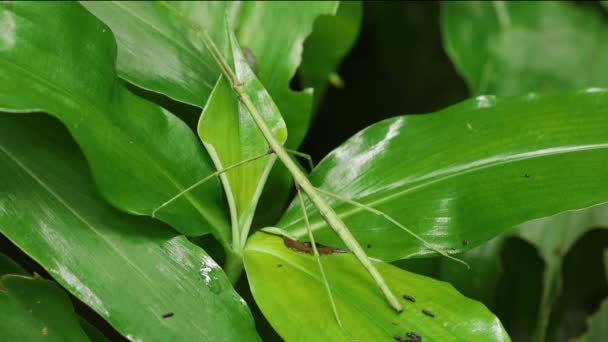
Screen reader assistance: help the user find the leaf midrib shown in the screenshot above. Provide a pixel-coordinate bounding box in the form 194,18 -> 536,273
289,143 -> 608,237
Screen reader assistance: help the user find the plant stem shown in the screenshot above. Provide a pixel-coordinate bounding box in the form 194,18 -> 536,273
224,249 -> 244,285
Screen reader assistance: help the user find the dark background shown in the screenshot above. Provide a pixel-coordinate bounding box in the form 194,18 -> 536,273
6,2 -> 605,341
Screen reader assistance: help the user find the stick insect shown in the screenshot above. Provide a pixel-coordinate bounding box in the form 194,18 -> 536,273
157,1 -> 468,318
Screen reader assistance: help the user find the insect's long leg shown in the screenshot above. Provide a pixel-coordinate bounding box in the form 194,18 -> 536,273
296,186 -> 348,336
152,151 -> 272,218
315,187 -> 470,269
284,148 -> 315,171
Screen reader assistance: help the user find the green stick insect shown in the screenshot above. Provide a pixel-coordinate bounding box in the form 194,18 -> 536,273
155,1 -> 468,322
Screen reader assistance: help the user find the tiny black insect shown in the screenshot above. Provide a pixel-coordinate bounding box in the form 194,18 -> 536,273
422,309 -> 434,318
367,243 -> 372,249
403,294 -> 416,302
524,173 -> 530,178
162,312 -> 174,318
277,264 -> 283,268
406,331 -> 422,339
462,239 -> 469,246
394,335 -> 404,341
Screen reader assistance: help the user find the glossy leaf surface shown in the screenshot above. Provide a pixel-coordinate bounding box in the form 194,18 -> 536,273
83,0 -> 337,148
0,2 -> 228,239
0,275 -> 90,341
199,25 -> 286,248
442,1 -> 608,95
278,90 -> 608,262
244,233 -> 509,341
0,114 -> 259,341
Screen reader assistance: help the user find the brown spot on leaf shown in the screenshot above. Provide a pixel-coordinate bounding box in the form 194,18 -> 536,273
42,327 -> 48,335
283,236 -> 345,255
466,122 -> 473,130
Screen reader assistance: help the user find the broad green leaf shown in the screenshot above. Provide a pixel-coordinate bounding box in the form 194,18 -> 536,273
83,1 -> 341,235
0,275 -> 91,341
399,202 -> 608,342
0,252 -> 26,275
0,114 -> 259,341
578,298 -> 608,342
277,90 -> 608,262
300,1 -> 363,109
442,1 -> 608,95
244,233 -> 509,341
199,24 -> 287,249
0,2 -> 229,240
82,0 -> 337,148
442,4 -> 608,340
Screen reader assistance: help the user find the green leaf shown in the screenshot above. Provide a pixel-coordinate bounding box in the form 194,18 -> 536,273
578,298 -> 608,342
244,233 -> 509,341
0,2 -> 229,240
0,114 -> 259,341
199,24 -> 287,250
0,252 -> 27,275
82,1 -> 337,148
83,1 -> 341,234
442,1 -> 608,95
300,1 -> 363,109
277,90 -> 608,262
0,275 -> 91,341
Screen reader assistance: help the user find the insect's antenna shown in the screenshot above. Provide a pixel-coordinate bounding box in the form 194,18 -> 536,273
152,151 -> 272,218
296,184 -> 349,336
315,187 -> 470,269
284,148 -> 315,172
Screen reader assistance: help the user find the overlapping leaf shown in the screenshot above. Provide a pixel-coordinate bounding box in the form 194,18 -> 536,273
198,24 -> 286,250
244,233 -> 509,341
442,3 -> 608,340
0,2 -> 228,240
0,114 -> 259,341
0,275 -> 91,341
442,1 -> 608,95
277,90 -> 608,262
300,1 -> 363,109
82,0 -> 338,148
83,1 -> 344,233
